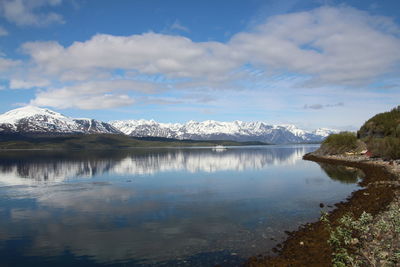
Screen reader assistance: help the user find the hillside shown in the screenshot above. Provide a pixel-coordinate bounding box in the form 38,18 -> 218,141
0,134 -> 269,150
315,106 -> 400,159
358,106 -> 400,139
0,106 -> 338,144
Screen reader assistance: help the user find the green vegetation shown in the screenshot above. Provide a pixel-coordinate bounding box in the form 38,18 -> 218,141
317,106 -> 400,159
321,202 -> 400,267
321,211 -> 373,267
358,106 -> 400,139
356,106 -> 400,159
368,136 -> 400,160
0,134 -> 269,150
317,132 -> 358,155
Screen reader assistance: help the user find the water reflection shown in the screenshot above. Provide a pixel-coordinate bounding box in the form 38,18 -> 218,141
318,162 -> 365,184
0,145 -> 362,266
0,146 -> 308,185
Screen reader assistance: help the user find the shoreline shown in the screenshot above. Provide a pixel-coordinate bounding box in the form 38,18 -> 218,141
246,153 -> 400,266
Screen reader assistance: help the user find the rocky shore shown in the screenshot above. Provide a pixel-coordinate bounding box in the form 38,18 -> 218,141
245,153 -> 400,267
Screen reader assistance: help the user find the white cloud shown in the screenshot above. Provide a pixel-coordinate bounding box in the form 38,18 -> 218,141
170,20 -> 190,33
9,78 -> 50,89
230,6 -> 400,85
31,90 -> 134,110
0,0 -> 64,26
22,33 -> 237,79
0,57 -> 19,71
21,6 -> 400,86
30,80 -> 161,109
6,6 -> 400,110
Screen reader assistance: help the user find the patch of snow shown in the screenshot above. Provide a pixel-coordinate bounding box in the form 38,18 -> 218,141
110,119 -> 339,144
0,106 -> 119,134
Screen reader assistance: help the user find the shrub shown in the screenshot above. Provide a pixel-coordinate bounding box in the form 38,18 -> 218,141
318,132 -> 358,155
368,137 -> 400,160
358,106 -> 400,139
321,204 -> 400,267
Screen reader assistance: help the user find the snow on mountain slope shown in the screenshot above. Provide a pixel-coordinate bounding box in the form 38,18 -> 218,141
313,128 -> 340,137
110,119 -> 339,144
0,106 -> 121,134
0,106 -> 338,143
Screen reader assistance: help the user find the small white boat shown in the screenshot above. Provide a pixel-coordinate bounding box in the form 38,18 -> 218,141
212,145 -> 227,151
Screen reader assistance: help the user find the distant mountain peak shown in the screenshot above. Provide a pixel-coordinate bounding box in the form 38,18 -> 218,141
0,106 -> 339,143
0,106 -> 120,135
0,105 -> 68,124
110,119 -> 338,144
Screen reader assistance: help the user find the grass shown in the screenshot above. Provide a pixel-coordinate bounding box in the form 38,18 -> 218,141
317,132 -> 358,155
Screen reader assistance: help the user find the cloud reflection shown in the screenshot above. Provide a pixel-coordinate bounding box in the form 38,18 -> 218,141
0,145 -> 362,266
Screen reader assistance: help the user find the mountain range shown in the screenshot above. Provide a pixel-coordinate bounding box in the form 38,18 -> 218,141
0,106 -> 120,134
0,106 -> 338,144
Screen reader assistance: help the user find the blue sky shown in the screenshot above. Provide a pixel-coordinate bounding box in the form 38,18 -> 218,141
0,0 -> 400,130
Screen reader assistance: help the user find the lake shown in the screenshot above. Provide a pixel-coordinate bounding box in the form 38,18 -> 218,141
0,145 -> 363,266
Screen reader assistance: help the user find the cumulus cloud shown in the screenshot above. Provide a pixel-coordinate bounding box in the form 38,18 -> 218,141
0,0 -> 64,26
22,7 -> 400,83
230,6 -> 400,85
30,80 -> 161,109
22,33 -> 237,79
9,78 -> 50,89
8,6 -> 400,110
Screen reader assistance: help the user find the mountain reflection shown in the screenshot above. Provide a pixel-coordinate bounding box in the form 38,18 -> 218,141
0,146 -> 311,185
0,145 -> 363,266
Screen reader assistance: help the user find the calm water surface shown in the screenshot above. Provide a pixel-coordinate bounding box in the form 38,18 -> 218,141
0,145 -> 363,266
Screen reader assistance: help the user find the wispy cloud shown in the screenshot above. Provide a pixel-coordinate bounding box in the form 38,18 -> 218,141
304,102 -> 344,110
0,57 -> 20,71
30,80 -> 162,109
170,19 -> 190,33
0,0 -> 64,27
0,26 -> 8,36
2,6 -> 400,112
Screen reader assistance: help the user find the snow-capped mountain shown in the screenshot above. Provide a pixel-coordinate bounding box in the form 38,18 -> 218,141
0,106 -> 121,134
0,106 -> 338,143
110,119 -> 339,144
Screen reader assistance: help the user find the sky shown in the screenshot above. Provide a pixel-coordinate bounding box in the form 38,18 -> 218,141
0,0 -> 400,130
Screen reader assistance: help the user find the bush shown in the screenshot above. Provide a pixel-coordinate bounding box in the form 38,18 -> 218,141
324,132 -> 358,148
368,137 -> 400,160
318,132 -> 358,155
358,106 -> 400,139
321,204 -> 400,267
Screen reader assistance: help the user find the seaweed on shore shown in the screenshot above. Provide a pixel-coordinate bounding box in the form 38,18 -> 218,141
245,154 -> 398,267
